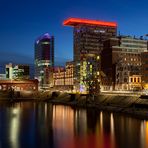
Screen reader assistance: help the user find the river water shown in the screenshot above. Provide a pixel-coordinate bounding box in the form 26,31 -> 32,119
0,102 -> 148,148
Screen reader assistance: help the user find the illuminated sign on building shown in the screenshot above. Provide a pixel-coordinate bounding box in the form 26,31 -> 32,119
63,18 -> 117,27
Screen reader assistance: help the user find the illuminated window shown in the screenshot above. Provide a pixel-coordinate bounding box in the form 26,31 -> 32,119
42,42 -> 50,45
97,56 -> 100,60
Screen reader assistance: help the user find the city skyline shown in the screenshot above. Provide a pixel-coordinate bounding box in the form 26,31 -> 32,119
0,0 -> 148,67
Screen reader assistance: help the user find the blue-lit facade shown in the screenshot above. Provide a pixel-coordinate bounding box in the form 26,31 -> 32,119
35,33 -> 54,88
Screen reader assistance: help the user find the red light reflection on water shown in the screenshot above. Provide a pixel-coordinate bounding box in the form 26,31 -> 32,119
57,133 -> 116,148
52,107 -> 116,148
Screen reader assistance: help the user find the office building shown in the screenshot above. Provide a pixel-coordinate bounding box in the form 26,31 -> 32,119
141,52 -> 148,89
101,36 -> 148,91
63,18 -> 117,93
53,61 -> 74,91
6,63 -> 30,80
35,33 -> 54,88
65,61 -> 74,86
53,66 -> 65,87
0,74 -> 6,80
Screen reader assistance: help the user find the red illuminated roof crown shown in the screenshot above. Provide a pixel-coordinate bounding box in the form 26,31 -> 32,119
63,18 -> 117,27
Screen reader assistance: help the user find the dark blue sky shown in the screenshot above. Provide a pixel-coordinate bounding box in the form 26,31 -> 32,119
0,0 -> 148,66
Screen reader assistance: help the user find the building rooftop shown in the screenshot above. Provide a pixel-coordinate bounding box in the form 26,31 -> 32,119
63,18 -> 117,27
54,66 -> 65,72
35,33 -> 52,44
109,35 -> 148,42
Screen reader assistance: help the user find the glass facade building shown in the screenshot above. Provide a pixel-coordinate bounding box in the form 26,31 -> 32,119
64,18 -> 117,92
35,33 -> 54,88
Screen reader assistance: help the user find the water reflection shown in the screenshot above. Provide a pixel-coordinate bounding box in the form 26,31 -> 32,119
10,108 -> 20,148
52,105 -> 75,146
0,102 -> 148,148
140,121 -> 148,148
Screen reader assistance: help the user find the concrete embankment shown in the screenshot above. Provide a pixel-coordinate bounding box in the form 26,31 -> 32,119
48,92 -> 148,119
1,90 -> 148,119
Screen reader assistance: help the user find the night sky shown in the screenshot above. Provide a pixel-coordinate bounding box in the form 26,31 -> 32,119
0,0 -> 148,68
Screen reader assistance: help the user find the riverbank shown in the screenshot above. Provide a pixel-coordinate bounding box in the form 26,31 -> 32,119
47,92 -> 148,120
0,91 -> 148,119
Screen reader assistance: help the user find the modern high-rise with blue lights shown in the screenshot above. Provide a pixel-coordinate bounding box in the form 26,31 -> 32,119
35,33 -> 54,88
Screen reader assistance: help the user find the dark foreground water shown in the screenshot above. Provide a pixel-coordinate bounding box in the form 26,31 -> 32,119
0,102 -> 148,148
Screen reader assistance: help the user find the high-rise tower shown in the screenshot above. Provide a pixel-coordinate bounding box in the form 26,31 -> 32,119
35,33 -> 54,88
63,18 -> 117,92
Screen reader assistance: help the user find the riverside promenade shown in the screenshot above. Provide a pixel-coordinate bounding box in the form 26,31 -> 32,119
0,91 -> 148,119
47,92 -> 148,120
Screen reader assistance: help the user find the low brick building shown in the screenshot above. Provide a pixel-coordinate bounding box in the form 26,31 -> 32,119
0,79 -> 38,91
